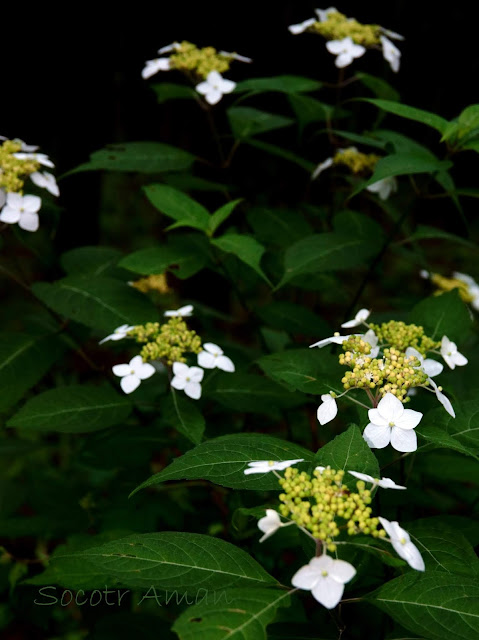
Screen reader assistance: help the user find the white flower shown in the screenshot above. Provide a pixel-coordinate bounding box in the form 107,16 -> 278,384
99,324 -> 135,345
13,152 -> 54,168
312,156 -> 334,180
440,336 -> 468,370
244,459 -> 304,475
171,362 -> 204,400
258,509 -> 283,542
142,57 -> 171,79
363,392 -> 422,453
288,17 -> 316,35
197,342 -> 235,372
158,42 -> 181,54
341,308 -> 370,328
380,35 -> 401,72
378,517 -> 425,571
196,71 -> 236,105
164,304 -> 193,317
315,7 -> 339,22
317,394 -> 338,425
309,333 -> 349,348
292,554 -> 356,609
452,271 -> 478,288
219,50 -> 253,63
112,355 -> 155,394
325,37 -> 366,68
348,470 -> 406,490
428,378 -> 455,418
405,347 -> 443,378
0,193 -> 41,232
366,176 -> 398,200
30,171 -> 60,197
380,27 -> 405,42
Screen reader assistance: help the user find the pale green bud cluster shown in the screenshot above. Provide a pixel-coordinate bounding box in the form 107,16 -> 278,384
0,139 -> 40,193
333,148 -> 380,175
369,320 -> 440,355
128,317 -> 202,366
169,41 -> 233,79
278,466 -> 385,551
310,11 -> 382,47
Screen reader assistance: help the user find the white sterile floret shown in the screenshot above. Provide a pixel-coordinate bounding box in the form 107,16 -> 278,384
99,324 -> 135,345
325,37 -> 366,68
366,176 -> 398,200
310,333 -> 349,348
362,329 -> 380,358
378,517 -> 425,571
292,554 -> 356,609
219,51 -> 253,63
348,470 -> 406,490
288,17 -> 316,35
312,156 -> 334,180
170,362 -> 204,400
142,58 -> 171,79
197,343 -> 235,372
315,7 -> 339,22
428,378 -> 455,418
196,71 -> 236,105
380,35 -> 401,72
30,171 -> 60,197
258,509 -> 283,542
341,308 -> 370,329
164,304 -> 193,317
405,347 -> 443,378
0,193 -> 41,232
158,42 -> 181,54
317,394 -> 338,425
440,336 -> 468,370
13,152 -> 54,168
112,355 -> 156,394
244,459 -> 304,475
363,392 -> 422,453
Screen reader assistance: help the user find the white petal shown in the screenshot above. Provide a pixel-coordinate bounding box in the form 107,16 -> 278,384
330,559 -> 356,584
0,207 -> 21,224
312,576 -> 344,609
203,342 -> 223,355
396,408 -> 422,430
350,43 -> 366,58
137,362 -> 156,380
363,423 -> 391,449
22,195 -> 42,213
112,364 -> 131,377
291,563 -> 321,591
377,393 -> 404,423
317,395 -> 338,425
378,476 -> 407,490
171,375 -> 187,391
216,355 -> 235,372
288,18 -> 316,34
390,427 -> 417,453
98,333 -> 115,344
367,408 -> 389,427
172,362 -> 189,377
312,157 -> 333,180
18,211 -> 39,232
5,192 -> 23,209
335,52 -> 354,68
326,38 -> 347,55
422,358 -> 443,377
207,71 -> 223,85
129,355 -> 145,372
453,352 -> 468,367
204,89 -> 223,105
178,304 -> 193,316
258,510 -> 282,542
348,470 -> 375,484
309,334 -> 348,348
188,366 -> 204,383
195,81 -> 210,95
401,541 -> 425,571
198,351 -> 216,368
218,78 -> 236,94
185,381 -> 202,400
121,375 -> 141,394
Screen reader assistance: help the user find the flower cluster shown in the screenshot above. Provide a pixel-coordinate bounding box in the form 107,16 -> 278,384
289,7 -> 403,72
421,269 -> 479,311
129,273 -> 172,295
142,41 -> 251,105
312,146 -> 398,201
0,137 -> 59,232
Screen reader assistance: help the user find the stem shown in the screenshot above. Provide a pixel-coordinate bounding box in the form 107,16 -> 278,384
315,539 -> 323,557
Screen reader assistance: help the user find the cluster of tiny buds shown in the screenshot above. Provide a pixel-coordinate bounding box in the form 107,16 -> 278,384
310,10 -> 382,47
333,148 -> 380,175
130,273 -> 171,295
169,41 -> 232,79
128,318 -> 202,366
278,466 -> 385,551
0,139 -> 40,193
369,320 -> 439,355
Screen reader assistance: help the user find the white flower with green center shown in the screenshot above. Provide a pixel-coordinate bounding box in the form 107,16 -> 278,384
348,470 -> 406,490
257,509 -> 284,542
317,394 -> 338,425
243,459 -> 304,475
99,324 -> 135,345
30,171 -> 60,197
440,336 -> 468,370
113,355 -> 155,394
363,392 -> 422,452
196,71 -> 236,105
341,308 -> 370,328
379,517 -> 425,571
380,35 -> 401,72
0,193 -> 41,232
292,554 -> 356,609
164,304 -> 193,317
366,176 -> 398,200
405,347 -> 443,378
142,57 -> 171,79
288,17 -> 317,35
13,152 -> 54,168
171,362 -> 204,400
326,37 -> 366,68
309,333 -> 349,348
197,342 -> 235,372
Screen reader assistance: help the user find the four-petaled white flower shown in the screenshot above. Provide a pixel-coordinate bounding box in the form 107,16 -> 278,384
310,333 -> 349,348
341,308 -> 370,328
164,304 -> 193,317
326,37 -> 366,68
348,470 -> 406,490
379,517 -> 425,571
405,347 -> 443,378
380,35 -> 401,72
258,509 -> 283,542
244,459 -> 304,475
288,17 -> 316,35
0,193 -> 41,232
13,152 -> 54,168
196,71 -> 236,105
317,394 -> 338,425
363,392 -> 422,453
30,171 -> 60,197
440,336 -> 468,370
292,554 -> 356,609
113,355 -> 155,394
171,362 -> 204,400
366,176 -> 398,200
142,57 -> 172,79
99,324 -> 135,345
197,342 -> 235,372
428,378 -> 455,418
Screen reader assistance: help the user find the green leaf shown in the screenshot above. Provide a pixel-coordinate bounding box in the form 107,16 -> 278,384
227,107 -> 294,139
130,433 -> 313,494
7,385 -> 132,433
32,276 -> 157,333
315,425 -> 380,481
442,105 -> 479,144
398,225 -> 477,250
408,289 -> 472,342
288,95 -> 346,132
235,75 -> 321,94
172,588 -> 291,640
143,184 -> 210,231
244,139 -> 316,172
331,129 -> 388,151
208,199 -> 242,235
247,207 -> 313,248
361,99 -> 449,134
163,391 -> 205,445
257,302 -> 330,337
211,233 -> 271,284
332,209 -> 385,241
419,401 -> 479,459
355,73 -> 400,102
60,246 -> 124,276
369,573 -> 479,640
0,333 -> 63,413
210,373 -> 304,413
151,82 -> 196,104
66,142 -> 195,175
